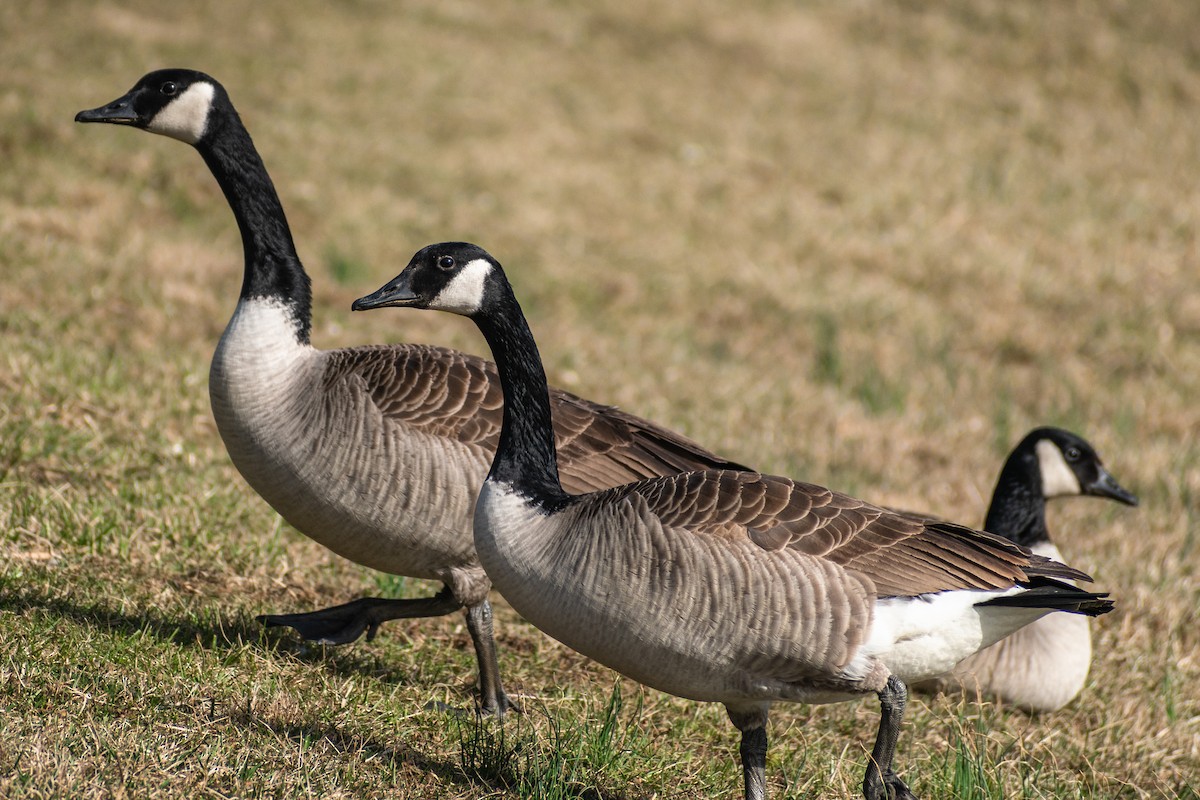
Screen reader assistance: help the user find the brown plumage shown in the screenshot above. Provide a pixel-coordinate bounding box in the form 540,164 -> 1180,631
334,343 -> 739,490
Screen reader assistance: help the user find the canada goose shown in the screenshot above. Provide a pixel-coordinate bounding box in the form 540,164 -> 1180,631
916,427 -> 1137,711
353,242 -> 1115,800
75,69 -> 749,715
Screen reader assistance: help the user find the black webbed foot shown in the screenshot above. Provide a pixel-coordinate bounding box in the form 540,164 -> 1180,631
258,590 -> 461,645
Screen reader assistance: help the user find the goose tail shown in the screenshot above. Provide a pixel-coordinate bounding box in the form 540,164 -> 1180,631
980,577 -> 1114,617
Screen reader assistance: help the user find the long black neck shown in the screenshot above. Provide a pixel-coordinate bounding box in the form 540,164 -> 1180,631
196,101 -> 312,342
983,454 -> 1049,548
472,279 -> 569,509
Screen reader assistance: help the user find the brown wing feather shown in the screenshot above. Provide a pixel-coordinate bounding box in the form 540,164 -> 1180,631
627,469 -> 1090,598
325,342 -> 747,487
548,393 -> 752,491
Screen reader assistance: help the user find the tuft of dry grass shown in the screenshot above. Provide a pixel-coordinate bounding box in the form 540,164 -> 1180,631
2,0 -> 1198,797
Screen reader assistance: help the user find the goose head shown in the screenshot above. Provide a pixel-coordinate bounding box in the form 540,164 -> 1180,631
1023,427 -> 1138,505
353,242 -> 501,317
75,68 -> 220,145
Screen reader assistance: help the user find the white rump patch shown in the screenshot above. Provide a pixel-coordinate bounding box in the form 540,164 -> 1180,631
432,258 -> 492,315
854,587 -> 1055,683
147,82 -> 216,144
1036,439 -> 1082,498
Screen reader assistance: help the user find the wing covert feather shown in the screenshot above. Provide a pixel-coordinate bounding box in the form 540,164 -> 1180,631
625,470 -> 1084,597
323,342 -> 746,485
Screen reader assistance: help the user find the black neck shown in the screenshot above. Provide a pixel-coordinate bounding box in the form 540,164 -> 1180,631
197,102 -> 312,342
472,280 -> 568,509
983,456 -> 1049,548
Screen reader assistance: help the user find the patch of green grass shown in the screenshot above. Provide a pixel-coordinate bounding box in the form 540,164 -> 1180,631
325,246 -> 372,288
455,683 -> 638,799
372,572 -> 413,598
940,715 -> 1011,800
811,313 -> 842,387
853,362 -> 906,417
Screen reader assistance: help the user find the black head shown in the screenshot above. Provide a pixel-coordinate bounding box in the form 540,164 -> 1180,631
1016,427 -> 1139,506
353,242 -> 502,316
75,69 -> 223,145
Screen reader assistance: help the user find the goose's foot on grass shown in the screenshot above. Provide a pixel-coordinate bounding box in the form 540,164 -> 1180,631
259,588 -> 461,645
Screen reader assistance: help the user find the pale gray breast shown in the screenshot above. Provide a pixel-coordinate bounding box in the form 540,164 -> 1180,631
208,301 -> 488,581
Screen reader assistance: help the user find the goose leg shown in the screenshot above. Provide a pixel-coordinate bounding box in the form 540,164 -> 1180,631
258,585 -> 461,644
726,706 -> 770,800
465,599 -> 515,717
863,675 -> 917,800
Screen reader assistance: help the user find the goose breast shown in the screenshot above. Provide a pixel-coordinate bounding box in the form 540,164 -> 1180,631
209,300 -> 488,588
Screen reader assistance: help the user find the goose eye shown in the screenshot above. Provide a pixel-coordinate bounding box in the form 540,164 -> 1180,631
161,82 -> 179,96
437,255 -> 456,270
1065,446 -> 1081,461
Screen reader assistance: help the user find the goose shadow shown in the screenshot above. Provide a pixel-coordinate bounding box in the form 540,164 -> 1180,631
218,708 -> 640,800
0,583 -> 640,799
0,581 -> 437,683
221,706 -> 464,789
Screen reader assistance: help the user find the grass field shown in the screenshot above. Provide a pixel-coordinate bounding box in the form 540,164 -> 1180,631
2,0 -> 1198,797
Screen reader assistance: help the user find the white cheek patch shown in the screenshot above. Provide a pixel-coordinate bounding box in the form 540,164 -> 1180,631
147,82 -> 215,144
432,258 -> 492,315
1037,439 -> 1082,497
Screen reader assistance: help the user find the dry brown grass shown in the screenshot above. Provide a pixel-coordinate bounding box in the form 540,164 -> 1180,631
1,0 -> 1198,797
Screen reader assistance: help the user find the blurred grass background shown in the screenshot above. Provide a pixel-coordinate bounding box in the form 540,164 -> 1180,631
1,0 -> 1197,797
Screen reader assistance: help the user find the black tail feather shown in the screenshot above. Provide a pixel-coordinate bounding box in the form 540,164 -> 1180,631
981,577 -> 1114,617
